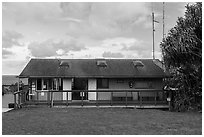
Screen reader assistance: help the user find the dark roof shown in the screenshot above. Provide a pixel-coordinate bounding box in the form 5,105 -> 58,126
19,59 -> 168,78
133,60 -> 144,67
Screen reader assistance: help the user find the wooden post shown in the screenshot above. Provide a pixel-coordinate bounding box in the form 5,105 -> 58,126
18,92 -> 20,108
96,91 -> 98,106
169,90 -> 172,111
24,91 -> 26,104
139,92 -> 142,107
125,91 -> 128,107
14,93 -> 17,109
37,92 -> 39,102
50,91 -> 53,108
17,77 -> 20,108
111,92 -> 113,106
81,91 -> 83,106
47,91 -> 50,105
154,91 -> 157,106
66,91 -> 68,106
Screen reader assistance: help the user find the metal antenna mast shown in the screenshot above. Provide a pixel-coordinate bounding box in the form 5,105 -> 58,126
152,11 -> 159,59
162,2 -> 165,40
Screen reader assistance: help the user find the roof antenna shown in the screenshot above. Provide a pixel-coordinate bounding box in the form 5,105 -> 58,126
161,2 -> 165,63
162,2 -> 165,40
152,3 -> 159,60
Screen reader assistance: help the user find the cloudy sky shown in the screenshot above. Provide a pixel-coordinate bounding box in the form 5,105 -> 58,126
2,2 -> 191,74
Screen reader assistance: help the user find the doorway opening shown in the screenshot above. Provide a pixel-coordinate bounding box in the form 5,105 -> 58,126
72,78 -> 88,100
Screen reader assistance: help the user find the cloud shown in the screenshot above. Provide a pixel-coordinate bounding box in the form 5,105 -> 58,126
62,2 -> 151,40
28,38 -> 86,57
102,51 -> 124,58
60,2 -> 92,20
2,30 -> 24,48
122,41 -> 150,51
3,2 -> 62,25
2,60 -> 28,75
2,49 -> 14,58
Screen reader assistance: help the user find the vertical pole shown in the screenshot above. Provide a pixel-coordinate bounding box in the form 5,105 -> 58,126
81,91 -> 83,106
37,92 -> 39,102
111,92 -> 113,106
14,93 -> 17,109
135,91 -> 137,108
169,90 -> 172,111
125,91 -> 128,107
47,91 -> 50,105
17,78 -> 20,107
18,92 -> 20,108
163,2 -> 165,40
96,91 -> 98,106
66,91 -> 68,106
152,12 -> 155,59
139,92 -> 142,107
50,91 -> 53,108
23,92 -> 26,104
154,91 -> 157,106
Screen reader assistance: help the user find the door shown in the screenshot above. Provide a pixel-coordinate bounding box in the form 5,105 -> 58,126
72,78 -> 88,100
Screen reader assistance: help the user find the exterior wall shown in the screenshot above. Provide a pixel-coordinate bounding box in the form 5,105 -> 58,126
109,79 -> 134,98
53,92 -> 63,101
29,77 -> 164,102
38,91 -> 49,101
88,79 -> 96,100
63,78 -> 72,100
97,78 -> 163,101
98,92 -> 111,100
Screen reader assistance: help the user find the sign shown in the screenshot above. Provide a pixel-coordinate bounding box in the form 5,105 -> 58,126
167,97 -> 171,102
41,92 -> 44,96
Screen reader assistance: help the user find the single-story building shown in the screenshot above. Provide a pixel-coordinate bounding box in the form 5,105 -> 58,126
18,58 -> 169,105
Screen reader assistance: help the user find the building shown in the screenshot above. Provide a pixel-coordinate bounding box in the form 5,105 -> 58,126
18,58 -> 169,106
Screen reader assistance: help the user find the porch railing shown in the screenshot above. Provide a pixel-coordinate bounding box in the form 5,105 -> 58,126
14,89 -> 172,110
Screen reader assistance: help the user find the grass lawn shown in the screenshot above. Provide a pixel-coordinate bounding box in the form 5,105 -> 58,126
2,106 -> 202,135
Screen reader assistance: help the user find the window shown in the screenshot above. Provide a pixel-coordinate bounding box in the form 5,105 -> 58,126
97,79 -> 109,89
133,60 -> 144,67
37,79 -> 42,90
52,78 -> 63,90
59,61 -> 70,68
58,78 -> 63,90
97,60 -> 107,67
52,78 -> 58,90
36,78 -> 51,90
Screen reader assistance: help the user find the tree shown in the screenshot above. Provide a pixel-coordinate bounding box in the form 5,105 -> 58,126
160,2 -> 202,111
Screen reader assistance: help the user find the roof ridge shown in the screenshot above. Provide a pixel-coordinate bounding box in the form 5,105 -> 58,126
30,58 -> 159,60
